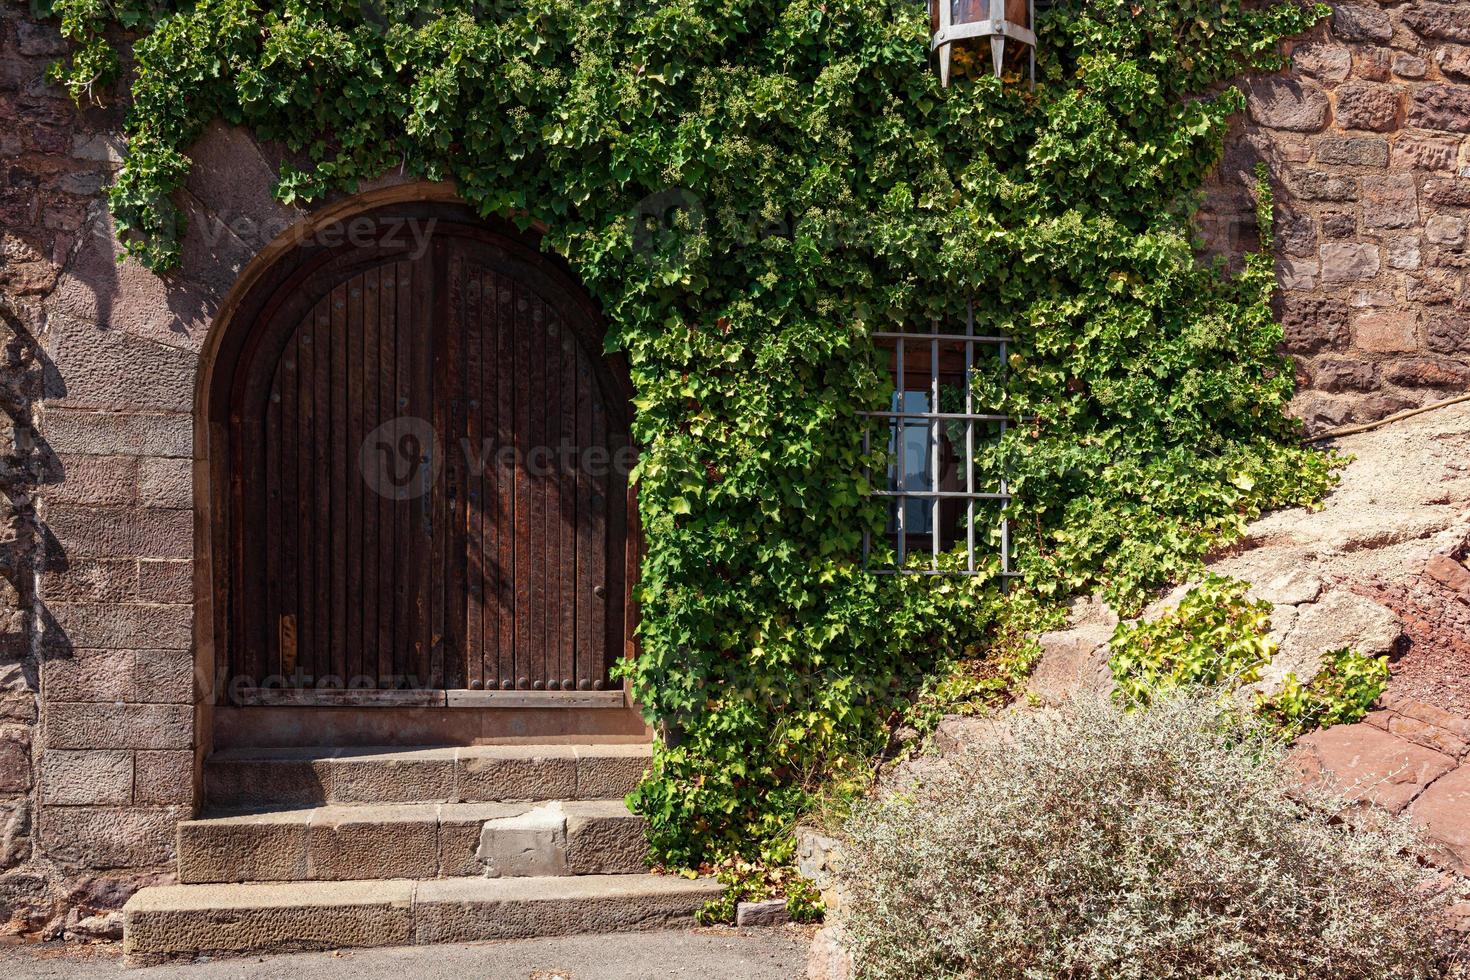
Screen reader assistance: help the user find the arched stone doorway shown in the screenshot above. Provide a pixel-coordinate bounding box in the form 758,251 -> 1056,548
198,193 -> 642,740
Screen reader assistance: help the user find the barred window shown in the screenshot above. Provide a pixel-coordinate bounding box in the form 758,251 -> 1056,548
862,302 -> 1015,577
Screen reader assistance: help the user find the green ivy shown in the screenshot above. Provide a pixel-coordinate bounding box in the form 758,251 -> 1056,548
1110,576 -> 1389,739
47,0 -> 1334,866
1110,575 -> 1274,705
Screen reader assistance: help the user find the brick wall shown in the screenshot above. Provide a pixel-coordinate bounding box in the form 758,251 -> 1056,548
1204,1 -> 1470,433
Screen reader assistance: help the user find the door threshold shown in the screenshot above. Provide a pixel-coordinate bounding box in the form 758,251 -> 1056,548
230,688 -> 628,709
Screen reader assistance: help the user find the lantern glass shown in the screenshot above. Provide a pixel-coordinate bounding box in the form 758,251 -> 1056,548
929,0 -> 1035,87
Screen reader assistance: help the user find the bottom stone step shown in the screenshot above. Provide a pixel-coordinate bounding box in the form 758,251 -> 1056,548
122,874 -> 724,965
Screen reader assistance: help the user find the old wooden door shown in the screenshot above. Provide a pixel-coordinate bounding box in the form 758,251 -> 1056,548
224,217 -> 629,699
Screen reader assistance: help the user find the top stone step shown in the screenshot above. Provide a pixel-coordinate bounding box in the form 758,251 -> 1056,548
206,743 -> 651,807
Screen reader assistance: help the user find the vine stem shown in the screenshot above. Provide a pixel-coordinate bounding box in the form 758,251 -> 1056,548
1301,393 -> 1470,445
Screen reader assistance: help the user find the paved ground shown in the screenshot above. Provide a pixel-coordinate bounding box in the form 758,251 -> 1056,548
0,927 -> 811,980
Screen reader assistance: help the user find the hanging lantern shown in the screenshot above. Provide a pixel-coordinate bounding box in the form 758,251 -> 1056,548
929,0 -> 1036,88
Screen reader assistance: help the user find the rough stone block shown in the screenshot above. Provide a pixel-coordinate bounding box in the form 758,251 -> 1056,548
1439,46 -> 1470,82
132,649 -> 195,704
40,749 -> 133,805
1293,44 -> 1351,84
1410,766 -> 1470,875
736,899 -> 790,927
137,458 -> 192,509
1294,725 -> 1454,814
456,748 -> 576,802
565,802 -> 647,875
1248,79 -> 1330,132
1332,4 -> 1392,43
1385,358 -> 1470,388
43,410 -> 192,458
50,455 -> 137,506
0,727 -> 32,795
136,560 -> 193,603
123,880 -> 415,963
42,649 -> 135,702
45,559 -> 139,603
45,701 -> 193,750
1394,134 -> 1461,172
306,804 -> 440,881
204,752 -> 332,808
1280,296 -> 1350,354
43,314 -> 199,412
45,602 -> 192,650
477,802 -> 569,878
1426,178 -> 1470,208
1393,53 -> 1428,80
1320,211 -> 1357,239
1427,315 -> 1470,354
1427,215 -> 1468,247
1387,236 -> 1422,270
1426,554 -> 1470,594
1411,86 -> 1470,133
1314,135 -> 1388,167
1403,4 -> 1470,44
47,504 -> 192,559
0,799 -> 32,869
177,810 -> 311,884
574,746 -> 650,800
1335,83 -> 1401,132
330,749 -> 456,804
1362,174 -> 1419,229
1291,170 -> 1358,201
1313,357 -> 1377,392
1321,242 -> 1382,281
134,749 -> 194,804
41,805 -> 184,869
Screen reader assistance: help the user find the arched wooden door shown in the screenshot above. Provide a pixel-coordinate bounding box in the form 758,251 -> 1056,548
217,210 -> 630,701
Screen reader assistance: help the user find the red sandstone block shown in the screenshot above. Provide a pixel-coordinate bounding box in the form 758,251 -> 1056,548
44,602 -> 191,650
136,560 -> 192,603
47,505 -> 192,560
1426,554 -> 1470,595
49,455 -> 138,506
1294,723 -> 1456,813
45,702 -> 193,751
39,805 -> 183,869
43,410 -> 192,459
134,750 -> 194,805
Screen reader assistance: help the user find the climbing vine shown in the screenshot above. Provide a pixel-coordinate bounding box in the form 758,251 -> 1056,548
46,0 -> 1334,866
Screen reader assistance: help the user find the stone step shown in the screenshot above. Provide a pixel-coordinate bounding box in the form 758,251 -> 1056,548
204,743 -> 650,807
122,874 -> 724,965
177,800 -> 647,883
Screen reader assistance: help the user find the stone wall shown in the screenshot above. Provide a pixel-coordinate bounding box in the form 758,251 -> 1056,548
0,6 -> 314,937
0,0 -> 1467,942
1203,1 -> 1470,433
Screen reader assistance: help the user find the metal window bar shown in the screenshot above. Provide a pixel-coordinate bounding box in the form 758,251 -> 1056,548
861,300 -> 1017,578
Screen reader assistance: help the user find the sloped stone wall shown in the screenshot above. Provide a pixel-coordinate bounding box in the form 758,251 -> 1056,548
1204,1 -> 1470,433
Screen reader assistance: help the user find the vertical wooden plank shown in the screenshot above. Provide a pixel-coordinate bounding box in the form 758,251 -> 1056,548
540,300 -> 560,690
573,342 -> 596,689
530,293 -> 550,689
297,304 -> 320,686
278,333 -> 300,685
359,266 -> 380,687
414,250 -> 437,689
495,274 -> 517,690
557,318 -> 577,690
379,265 -> 403,687
512,281 -> 534,690
264,357 -> 283,685
437,242 -> 462,690
393,260 -> 415,688
463,257 -> 485,690
342,273 -> 363,686
588,366 -> 610,690
318,286 -> 341,685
